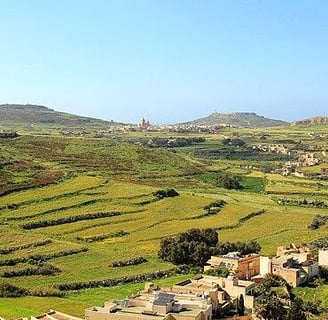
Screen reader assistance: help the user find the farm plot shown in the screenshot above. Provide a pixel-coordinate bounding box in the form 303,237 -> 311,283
265,174 -> 328,195
0,175 -> 105,207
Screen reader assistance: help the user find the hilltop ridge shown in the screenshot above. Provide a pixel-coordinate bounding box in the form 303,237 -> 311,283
179,111 -> 288,128
0,104 -> 124,128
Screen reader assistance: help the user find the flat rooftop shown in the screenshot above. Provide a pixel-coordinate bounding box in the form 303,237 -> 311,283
32,310 -> 83,320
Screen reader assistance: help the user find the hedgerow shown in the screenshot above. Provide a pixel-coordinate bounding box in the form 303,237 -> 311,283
76,230 -> 128,242
110,256 -> 147,267
0,239 -> 52,254
0,247 -> 88,266
0,283 -> 28,297
9,199 -> 100,221
22,212 -> 120,229
277,198 -> 327,208
2,263 -> 61,277
56,265 -> 189,291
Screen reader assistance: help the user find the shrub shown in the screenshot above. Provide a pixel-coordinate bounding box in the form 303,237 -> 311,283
0,283 -> 28,297
203,200 -> 227,215
311,237 -> 328,249
222,138 -> 246,147
308,215 -> 327,230
277,198 -> 326,208
217,171 -> 241,190
153,189 -> 179,199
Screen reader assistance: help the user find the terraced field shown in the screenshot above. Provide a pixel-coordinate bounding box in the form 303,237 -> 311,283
1,170 -> 328,318
1,126 -> 328,318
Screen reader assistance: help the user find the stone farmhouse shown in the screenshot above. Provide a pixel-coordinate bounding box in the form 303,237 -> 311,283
205,252 -> 260,280
252,144 -> 290,155
171,275 -> 256,311
256,245 -> 319,287
299,153 -> 320,167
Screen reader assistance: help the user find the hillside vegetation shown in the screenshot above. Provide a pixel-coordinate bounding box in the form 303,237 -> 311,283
0,104 -> 123,128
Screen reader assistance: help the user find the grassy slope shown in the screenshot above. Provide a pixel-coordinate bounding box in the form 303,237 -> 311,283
0,135 -> 203,181
0,104 -> 121,127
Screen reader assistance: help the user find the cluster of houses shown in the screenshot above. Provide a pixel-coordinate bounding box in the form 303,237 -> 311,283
60,119 -> 230,135
251,143 -> 325,178
205,244 -> 324,288
11,244 -> 328,320
252,144 -> 290,155
281,152 -> 321,177
128,123 -> 229,134
250,143 -> 326,177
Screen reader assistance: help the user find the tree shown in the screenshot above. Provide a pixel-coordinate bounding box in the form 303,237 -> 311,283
254,274 -> 290,320
254,274 -> 323,320
217,171 -> 241,190
237,294 -> 245,316
255,293 -> 288,320
288,297 -> 306,320
158,228 -> 219,266
216,240 -> 261,255
255,274 -> 290,295
222,138 -> 246,147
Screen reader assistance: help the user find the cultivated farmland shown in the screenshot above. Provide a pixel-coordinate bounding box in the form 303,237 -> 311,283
0,126 -> 327,318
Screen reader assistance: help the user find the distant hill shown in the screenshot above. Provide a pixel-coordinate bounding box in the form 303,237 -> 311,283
293,116 -> 328,126
0,104 -> 123,127
180,112 -> 288,127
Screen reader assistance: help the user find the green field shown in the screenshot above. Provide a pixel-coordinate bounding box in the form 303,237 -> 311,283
0,126 -> 327,318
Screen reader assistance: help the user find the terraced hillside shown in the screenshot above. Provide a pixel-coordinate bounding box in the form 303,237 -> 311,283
0,126 -> 328,318
0,135 -> 203,190
1,170 -> 328,318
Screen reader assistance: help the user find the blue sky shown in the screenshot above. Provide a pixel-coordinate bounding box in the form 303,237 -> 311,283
0,0 -> 327,123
